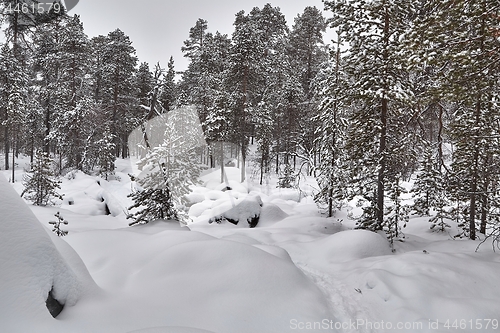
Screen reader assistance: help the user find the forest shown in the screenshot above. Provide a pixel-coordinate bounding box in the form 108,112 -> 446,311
1,0 -> 500,247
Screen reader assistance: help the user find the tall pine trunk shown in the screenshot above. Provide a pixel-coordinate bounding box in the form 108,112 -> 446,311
376,9 -> 390,228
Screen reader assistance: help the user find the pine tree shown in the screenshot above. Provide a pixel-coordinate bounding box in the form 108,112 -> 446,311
410,0 -> 500,240
48,211 -> 68,237
227,5 -> 288,182
135,62 -> 154,107
22,151 -> 63,206
288,6 -> 328,99
313,47 -> 350,217
0,43 -> 28,181
325,0 -> 416,231
159,56 -> 177,112
97,29 -> 138,158
179,19 -> 210,118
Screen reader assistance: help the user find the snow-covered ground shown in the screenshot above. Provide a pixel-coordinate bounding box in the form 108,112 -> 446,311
1,156 -> 500,333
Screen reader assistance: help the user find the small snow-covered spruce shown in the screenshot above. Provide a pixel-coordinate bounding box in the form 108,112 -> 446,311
411,148 -> 439,216
21,151 -> 63,206
277,164 -> 296,189
96,126 -> 116,180
411,147 -> 451,232
48,212 -> 68,237
384,177 -> 409,251
127,185 -> 178,226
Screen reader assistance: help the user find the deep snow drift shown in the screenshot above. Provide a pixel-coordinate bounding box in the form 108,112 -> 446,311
1,157 -> 500,333
0,173 -> 97,332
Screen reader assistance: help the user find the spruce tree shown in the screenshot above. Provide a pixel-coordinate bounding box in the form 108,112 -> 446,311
127,187 -> 177,226
128,105 -> 206,225
22,151 -> 63,206
384,176 -> 410,250
95,125 -> 116,180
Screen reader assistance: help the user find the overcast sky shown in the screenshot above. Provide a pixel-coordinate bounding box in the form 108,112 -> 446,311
72,0 -> 335,72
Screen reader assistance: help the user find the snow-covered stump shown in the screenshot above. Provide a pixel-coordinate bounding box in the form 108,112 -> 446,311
0,175 -> 97,329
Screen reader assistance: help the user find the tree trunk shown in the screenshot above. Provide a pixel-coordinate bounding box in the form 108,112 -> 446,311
4,125 -> 9,171
220,141 -> 224,184
377,98 -> 388,228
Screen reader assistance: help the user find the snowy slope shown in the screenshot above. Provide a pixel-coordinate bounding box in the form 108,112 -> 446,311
0,173 -> 98,332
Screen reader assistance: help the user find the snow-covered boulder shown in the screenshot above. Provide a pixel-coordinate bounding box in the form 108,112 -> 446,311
0,174 -> 97,331
209,195 -> 263,227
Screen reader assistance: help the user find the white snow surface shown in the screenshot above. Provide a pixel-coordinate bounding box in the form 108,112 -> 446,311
2,156 -> 500,333
0,173 -> 97,332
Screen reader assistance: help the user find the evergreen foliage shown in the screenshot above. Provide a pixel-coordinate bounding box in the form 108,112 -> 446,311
21,151 -> 63,206
277,164 -> 296,189
127,187 -> 177,226
48,211 -> 68,237
325,0 -> 416,234
411,147 -> 449,232
1,1 -> 500,246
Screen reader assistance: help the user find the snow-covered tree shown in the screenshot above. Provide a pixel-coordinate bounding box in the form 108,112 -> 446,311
313,46 -> 350,217
127,186 -> 177,226
411,147 -> 445,214
95,125 -> 116,180
96,29 -> 138,158
22,151 -> 63,206
48,211 -> 68,237
288,6 -> 328,99
325,0 -> 416,232
128,106 -> 206,225
159,56 -> 177,112
277,164 -> 296,189
135,62 -> 154,107
409,0 -> 500,240
0,43 -> 28,181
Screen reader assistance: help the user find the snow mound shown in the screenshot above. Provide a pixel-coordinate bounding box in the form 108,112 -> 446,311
0,174 -> 97,331
271,216 -> 344,235
184,192 -> 205,205
188,201 -> 212,217
63,227 -> 335,332
130,238 -> 334,333
257,203 -> 289,227
268,188 -> 303,202
100,189 -> 124,217
310,230 -> 392,263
